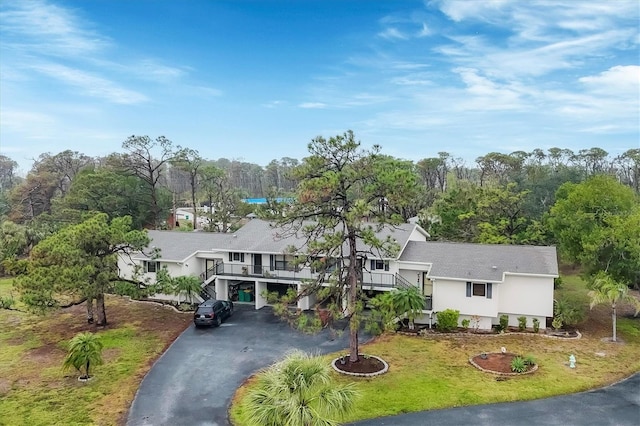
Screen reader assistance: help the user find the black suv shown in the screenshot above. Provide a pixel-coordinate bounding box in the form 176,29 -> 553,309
193,299 -> 233,327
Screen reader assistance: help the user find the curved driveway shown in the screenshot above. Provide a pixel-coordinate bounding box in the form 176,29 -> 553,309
128,305 -> 640,426
127,304 -> 357,426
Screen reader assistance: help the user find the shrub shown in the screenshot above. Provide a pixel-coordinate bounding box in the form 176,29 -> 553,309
511,356 -> 527,373
498,314 -> 509,332
532,318 -> 540,333
554,276 -> 563,289
364,292 -> 396,336
0,295 -> 15,310
517,316 -> 527,331
436,309 -> 460,332
553,298 -> 585,328
461,318 -> 470,329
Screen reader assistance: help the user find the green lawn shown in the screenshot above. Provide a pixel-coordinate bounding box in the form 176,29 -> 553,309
231,274 -> 640,425
0,279 -> 191,426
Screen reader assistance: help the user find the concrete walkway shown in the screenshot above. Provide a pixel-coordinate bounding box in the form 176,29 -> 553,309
127,305 -> 640,426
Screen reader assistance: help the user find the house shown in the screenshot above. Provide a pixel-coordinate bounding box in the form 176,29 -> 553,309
117,219 -> 558,330
170,207 -> 213,229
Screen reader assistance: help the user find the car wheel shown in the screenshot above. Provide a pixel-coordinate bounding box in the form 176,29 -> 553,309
214,316 -> 221,327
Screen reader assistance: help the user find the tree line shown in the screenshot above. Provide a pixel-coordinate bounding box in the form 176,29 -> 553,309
0,132 -> 638,332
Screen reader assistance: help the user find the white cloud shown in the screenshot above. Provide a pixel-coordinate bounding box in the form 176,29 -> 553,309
298,102 -> 327,109
416,23 -> 431,37
378,28 -> 408,40
436,0 -> 510,23
30,63 -> 148,104
262,100 -> 285,108
579,65 -> 640,94
0,0 -> 109,56
0,109 -> 56,134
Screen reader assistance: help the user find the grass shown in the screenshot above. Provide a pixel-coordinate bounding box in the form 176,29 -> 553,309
0,278 -> 191,426
230,273 -> 640,425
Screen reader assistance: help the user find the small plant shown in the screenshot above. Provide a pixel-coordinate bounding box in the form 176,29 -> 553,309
461,318 -> 470,329
436,309 -> 460,332
524,354 -> 536,366
510,356 -> 527,373
552,316 -> 563,330
62,332 -> 104,380
499,314 -> 509,332
532,318 -> 540,333
517,316 -> 527,331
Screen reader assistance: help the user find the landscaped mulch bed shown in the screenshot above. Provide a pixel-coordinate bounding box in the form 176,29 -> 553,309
470,352 -> 536,375
333,354 -> 387,375
332,354 -> 389,377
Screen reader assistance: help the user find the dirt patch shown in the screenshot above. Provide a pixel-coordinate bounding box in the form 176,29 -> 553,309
24,343 -> 65,364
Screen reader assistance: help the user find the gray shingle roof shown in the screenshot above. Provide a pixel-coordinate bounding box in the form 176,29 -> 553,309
140,219 -> 420,261
138,231 -> 232,261
399,240 -> 558,281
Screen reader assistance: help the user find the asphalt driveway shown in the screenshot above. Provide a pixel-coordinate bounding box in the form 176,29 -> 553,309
127,304 -> 358,426
128,305 -> 640,426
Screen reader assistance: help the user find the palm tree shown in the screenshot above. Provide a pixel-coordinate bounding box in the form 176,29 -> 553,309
245,351 -> 358,426
172,275 -> 202,304
392,286 -> 425,330
588,273 -> 640,342
62,332 -> 104,379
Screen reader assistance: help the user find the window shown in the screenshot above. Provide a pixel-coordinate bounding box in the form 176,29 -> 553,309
270,254 -> 299,271
144,261 -> 160,273
312,257 -> 341,273
466,282 -> 493,299
370,259 -> 390,271
228,252 -> 245,262
473,283 -> 485,297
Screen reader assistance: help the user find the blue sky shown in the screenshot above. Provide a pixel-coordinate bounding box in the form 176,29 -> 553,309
1,0 -> 638,173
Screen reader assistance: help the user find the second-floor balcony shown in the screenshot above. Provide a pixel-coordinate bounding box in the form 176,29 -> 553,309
205,261 -> 399,288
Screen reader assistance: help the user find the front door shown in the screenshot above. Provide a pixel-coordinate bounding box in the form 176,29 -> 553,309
205,259 -> 217,280
253,254 -> 262,275
423,273 -> 433,310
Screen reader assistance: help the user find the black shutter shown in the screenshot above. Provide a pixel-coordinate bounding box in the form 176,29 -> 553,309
487,283 -> 492,299
370,259 -> 375,270
241,253 -> 245,263
228,252 -> 232,262
270,255 -> 274,271
466,282 -> 472,297
385,261 -> 389,271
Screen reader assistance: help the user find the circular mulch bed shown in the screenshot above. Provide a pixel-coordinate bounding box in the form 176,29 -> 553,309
470,352 -> 537,376
332,354 -> 389,377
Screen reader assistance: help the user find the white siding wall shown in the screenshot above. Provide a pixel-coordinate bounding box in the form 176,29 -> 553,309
433,279 -> 498,318
497,275 -> 554,318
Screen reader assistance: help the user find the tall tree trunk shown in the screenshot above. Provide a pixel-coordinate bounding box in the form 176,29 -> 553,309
612,304 -> 617,342
86,296 -> 94,324
348,232 -> 359,362
191,175 -> 198,230
96,293 -> 107,326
